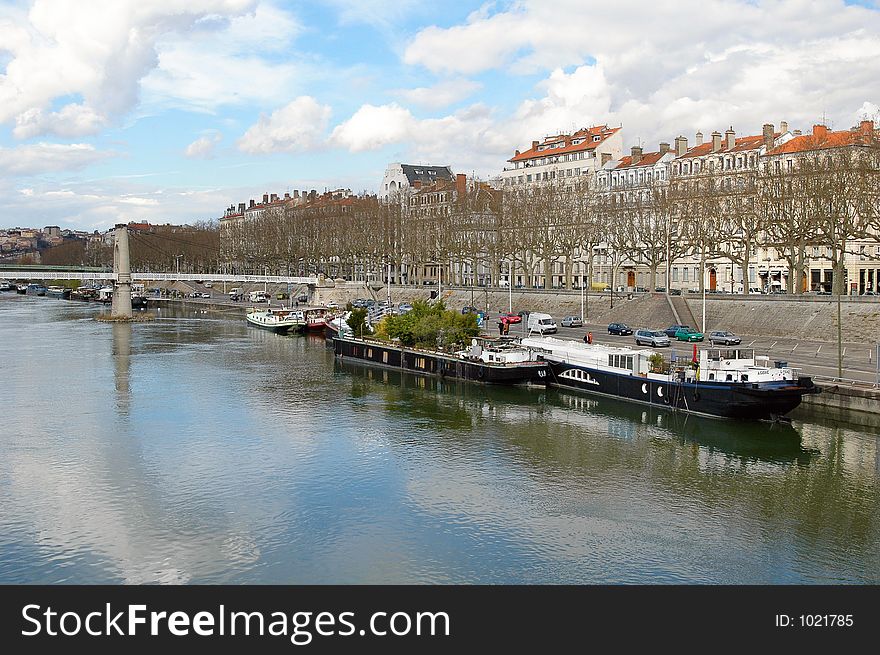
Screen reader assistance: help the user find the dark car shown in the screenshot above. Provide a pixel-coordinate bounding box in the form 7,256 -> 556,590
709,330 -> 741,345
608,322 -> 633,335
664,324 -> 689,338
669,288 -> 682,295
462,306 -> 478,314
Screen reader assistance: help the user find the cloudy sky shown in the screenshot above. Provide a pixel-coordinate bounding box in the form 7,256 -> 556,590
1,0 -> 878,231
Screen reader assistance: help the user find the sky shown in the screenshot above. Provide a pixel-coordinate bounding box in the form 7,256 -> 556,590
0,0 -> 878,232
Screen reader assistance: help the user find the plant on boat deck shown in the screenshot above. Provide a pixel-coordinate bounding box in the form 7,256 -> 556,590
648,352 -> 668,373
376,300 -> 479,349
347,307 -> 372,337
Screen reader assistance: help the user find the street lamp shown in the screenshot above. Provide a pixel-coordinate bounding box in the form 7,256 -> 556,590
174,254 -> 183,275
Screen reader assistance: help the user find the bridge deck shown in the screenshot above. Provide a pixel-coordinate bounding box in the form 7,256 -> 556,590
0,271 -> 318,284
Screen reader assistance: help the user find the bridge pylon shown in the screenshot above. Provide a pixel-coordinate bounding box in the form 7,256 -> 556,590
110,224 -> 132,319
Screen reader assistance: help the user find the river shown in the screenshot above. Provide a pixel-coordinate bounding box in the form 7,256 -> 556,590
1,294 -> 878,584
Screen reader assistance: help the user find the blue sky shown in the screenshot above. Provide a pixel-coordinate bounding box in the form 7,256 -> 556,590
0,0 -> 878,231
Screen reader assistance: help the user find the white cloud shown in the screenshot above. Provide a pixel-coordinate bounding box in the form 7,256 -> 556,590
0,143 -> 115,176
184,132 -> 222,159
395,78 -> 482,109
330,103 -> 417,152
402,0 -> 880,150
141,3 -> 307,113
0,0 -> 259,137
237,96 -> 332,153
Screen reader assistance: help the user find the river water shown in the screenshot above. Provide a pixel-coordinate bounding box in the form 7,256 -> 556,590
1,294 -> 878,584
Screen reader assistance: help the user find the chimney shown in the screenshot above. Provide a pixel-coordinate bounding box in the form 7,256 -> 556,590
262,193 -> 269,204
860,120 -> 874,137
601,152 -> 612,164
270,193 -> 278,202
780,121 -> 788,133
531,140 -> 539,149
284,193 -> 290,199
711,131 -> 722,152
631,145 -> 643,164
762,123 -> 774,149
793,129 -> 802,136
659,142 -> 670,155
456,173 -> 467,197
675,135 -> 688,157
813,124 -> 828,139
238,202 -> 245,213
249,199 -> 255,208
695,131 -> 703,146
725,127 -> 735,150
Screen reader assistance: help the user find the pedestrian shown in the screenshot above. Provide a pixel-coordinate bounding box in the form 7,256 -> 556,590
583,333 -> 589,343
587,331 -> 593,344
503,321 -> 510,335
498,321 -> 504,335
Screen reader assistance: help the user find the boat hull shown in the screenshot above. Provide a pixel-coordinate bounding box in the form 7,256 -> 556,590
334,336 -> 547,385
544,361 -> 817,420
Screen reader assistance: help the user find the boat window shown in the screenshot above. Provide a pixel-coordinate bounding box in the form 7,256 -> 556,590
740,374 -> 748,381
367,349 -> 373,358
708,373 -> 715,380
383,352 -> 388,364
726,374 -> 733,381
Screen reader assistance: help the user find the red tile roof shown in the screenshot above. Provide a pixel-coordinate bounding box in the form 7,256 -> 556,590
679,133 -> 778,159
612,151 -> 666,169
766,123 -> 879,155
509,125 -> 620,162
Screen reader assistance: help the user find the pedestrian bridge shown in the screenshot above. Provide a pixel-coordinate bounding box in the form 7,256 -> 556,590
0,270 -> 319,285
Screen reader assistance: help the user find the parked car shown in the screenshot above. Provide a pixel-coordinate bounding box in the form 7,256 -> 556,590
199,292 -> 211,298
607,322 -> 633,335
203,282 -> 212,288
461,305 -> 478,314
669,288 -> 682,295
664,324 -> 690,338
708,330 -> 741,345
634,329 -> 670,347
561,315 -> 583,328
327,300 -> 339,309
634,286 -> 649,292
675,327 -> 704,342
297,294 -> 308,303
398,302 -> 413,314
188,291 -> 200,298
276,292 -> 289,300
654,286 -> 666,292
500,312 -> 522,324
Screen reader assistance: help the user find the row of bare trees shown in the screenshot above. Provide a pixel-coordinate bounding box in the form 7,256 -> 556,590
219,146 -> 878,292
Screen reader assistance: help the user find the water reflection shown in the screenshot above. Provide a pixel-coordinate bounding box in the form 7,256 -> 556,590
112,322 -> 131,414
1,295 -> 878,584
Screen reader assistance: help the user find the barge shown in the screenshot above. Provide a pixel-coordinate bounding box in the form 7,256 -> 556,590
521,336 -> 819,421
334,334 -> 548,385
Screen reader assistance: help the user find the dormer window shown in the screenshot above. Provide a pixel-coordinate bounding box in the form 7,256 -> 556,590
593,135 -> 601,142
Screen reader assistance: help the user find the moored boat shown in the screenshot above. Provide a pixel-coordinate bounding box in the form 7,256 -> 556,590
0,280 -> 12,292
245,307 -> 306,333
16,284 -> 27,294
46,285 -> 71,299
521,336 -> 818,421
303,306 -> 329,331
334,334 -> 548,385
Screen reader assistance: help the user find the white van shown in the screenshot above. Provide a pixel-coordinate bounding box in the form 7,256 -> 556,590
527,312 -> 557,335
248,290 -> 269,303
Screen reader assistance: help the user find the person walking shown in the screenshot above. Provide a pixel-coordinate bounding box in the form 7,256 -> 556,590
587,331 -> 593,344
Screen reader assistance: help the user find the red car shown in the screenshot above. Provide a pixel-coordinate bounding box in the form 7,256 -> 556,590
500,312 -> 522,324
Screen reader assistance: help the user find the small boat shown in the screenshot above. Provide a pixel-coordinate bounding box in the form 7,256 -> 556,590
25,283 -> 48,296
70,285 -> 99,301
245,307 -> 306,333
131,293 -> 147,309
0,280 -> 12,292
96,286 -> 114,303
16,284 -> 27,294
303,306 -> 330,331
334,334 -> 548,385
46,285 -> 71,299
521,336 -> 819,421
